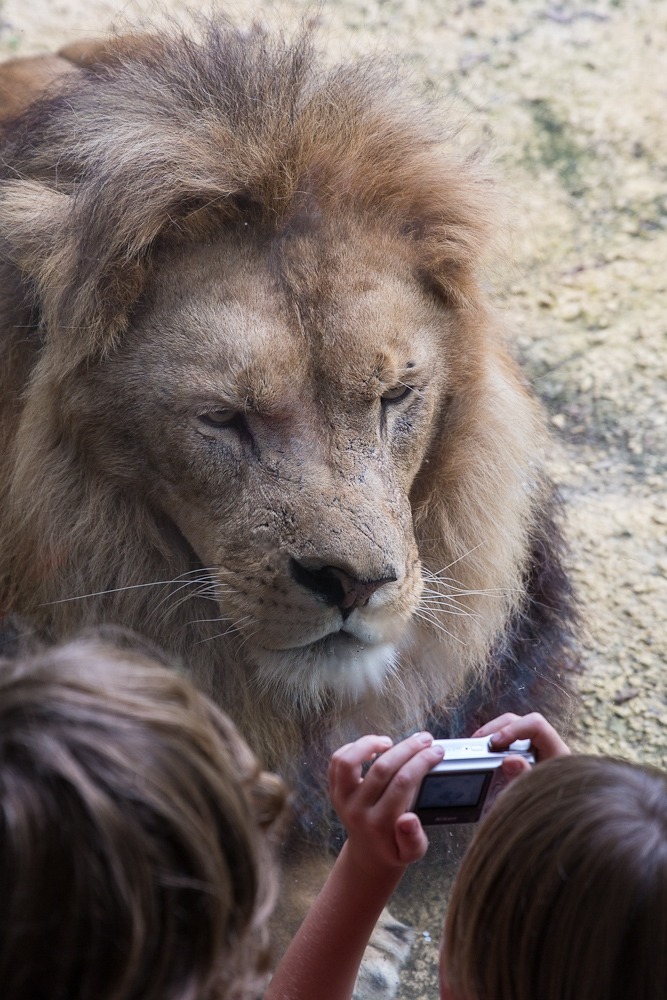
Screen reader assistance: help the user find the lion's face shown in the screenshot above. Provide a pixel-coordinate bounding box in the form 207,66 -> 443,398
83,222 -> 451,697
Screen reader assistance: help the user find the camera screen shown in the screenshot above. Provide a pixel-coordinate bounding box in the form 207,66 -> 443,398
416,771 -> 487,809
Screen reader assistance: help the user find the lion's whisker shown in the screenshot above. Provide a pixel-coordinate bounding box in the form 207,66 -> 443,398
172,602 -> 234,631
149,576 -> 227,620
235,625 -> 261,651
419,590 -> 475,605
152,584 -> 232,629
419,600 -> 476,615
419,593 -> 491,611
42,573 -> 217,607
193,617 -> 256,645
189,613 -> 249,628
418,605 -> 482,620
397,378 -> 425,399
149,581 -> 213,618
424,544 -> 486,579
420,583 -> 517,602
413,609 -> 466,645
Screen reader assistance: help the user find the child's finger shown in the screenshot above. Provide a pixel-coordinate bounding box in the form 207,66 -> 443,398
364,741 -> 444,816
359,732 -> 437,804
472,713 -> 520,738
329,735 -> 393,800
487,713 -> 570,761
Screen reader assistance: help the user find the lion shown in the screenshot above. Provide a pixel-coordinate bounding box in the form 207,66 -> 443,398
0,20 -> 577,993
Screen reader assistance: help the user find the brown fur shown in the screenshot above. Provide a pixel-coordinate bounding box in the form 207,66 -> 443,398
0,21 -> 577,814
0,35 -> 167,125
0,54 -> 78,121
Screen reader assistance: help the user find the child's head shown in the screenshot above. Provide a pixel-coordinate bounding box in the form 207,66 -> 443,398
441,754 -> 667,1000
0,634 -> 289,1000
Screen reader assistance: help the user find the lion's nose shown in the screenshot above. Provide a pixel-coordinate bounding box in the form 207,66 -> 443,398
289,558 -> 397,617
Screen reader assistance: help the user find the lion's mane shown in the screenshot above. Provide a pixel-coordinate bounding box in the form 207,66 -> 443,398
0,20 -> 577,815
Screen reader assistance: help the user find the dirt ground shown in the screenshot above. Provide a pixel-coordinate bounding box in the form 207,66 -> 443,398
1,0 -> 665,996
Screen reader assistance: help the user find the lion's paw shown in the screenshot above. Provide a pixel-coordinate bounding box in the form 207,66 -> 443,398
353,908 -> 415,1000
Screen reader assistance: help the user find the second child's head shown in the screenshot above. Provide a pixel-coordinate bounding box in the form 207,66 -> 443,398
0,635 -> 289,1000
441,754 -> 667,1000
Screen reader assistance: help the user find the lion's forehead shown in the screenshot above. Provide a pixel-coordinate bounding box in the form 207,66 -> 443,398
128,234 -> 445,410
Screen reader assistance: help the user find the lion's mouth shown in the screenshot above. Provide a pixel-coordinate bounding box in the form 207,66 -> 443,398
254,628 -> 398,698
303,630 -> 369,655
263,629 -> 371,656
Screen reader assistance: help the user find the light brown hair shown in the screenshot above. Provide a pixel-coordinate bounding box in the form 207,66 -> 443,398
0,634 -> 289,1000
442,755 -> 667,1000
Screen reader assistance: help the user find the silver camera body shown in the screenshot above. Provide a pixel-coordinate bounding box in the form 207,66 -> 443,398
413,736 -> 535,825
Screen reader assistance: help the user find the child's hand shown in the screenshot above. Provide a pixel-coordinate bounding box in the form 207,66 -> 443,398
328,733 -> 444,877
473,711 -> 571,766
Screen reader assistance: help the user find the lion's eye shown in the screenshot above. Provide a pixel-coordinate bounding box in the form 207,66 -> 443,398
381,384 -> 412,404
198,409 -> 239,428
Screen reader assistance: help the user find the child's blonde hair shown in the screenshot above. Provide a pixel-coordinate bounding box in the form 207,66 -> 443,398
443,754 -> 667,1000
0,634 -> 289,1000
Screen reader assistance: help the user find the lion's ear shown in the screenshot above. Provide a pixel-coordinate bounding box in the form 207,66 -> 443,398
0,179 -> 146,362
0,180 -> 70,282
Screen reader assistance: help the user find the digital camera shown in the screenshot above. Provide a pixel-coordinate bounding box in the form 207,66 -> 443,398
412,736 -> 535,825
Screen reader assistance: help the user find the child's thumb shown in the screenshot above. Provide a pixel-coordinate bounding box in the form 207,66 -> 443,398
395,813 -> 429,863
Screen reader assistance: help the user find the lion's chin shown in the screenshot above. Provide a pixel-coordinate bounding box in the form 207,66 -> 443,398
252,632 -> 398,702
